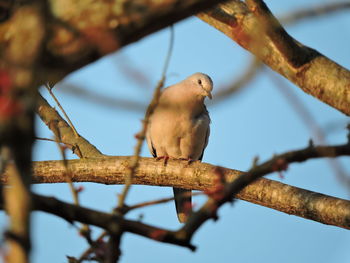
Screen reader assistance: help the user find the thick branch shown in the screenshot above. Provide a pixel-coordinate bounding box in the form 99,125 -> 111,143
54,2 -> 350,110
3,1 -> 348,115
2,0 -> 229,85
2,143 -> 350,229
198,1 -> 350,115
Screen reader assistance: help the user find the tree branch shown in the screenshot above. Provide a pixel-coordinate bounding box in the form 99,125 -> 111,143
3,0 -> 348,116
36,93 -> 103,158
198,0 -> 350,115
28,193 -> 196,251
117,26 -> 174,208
0,142 -> 348,257
0,2 -> 47,262
1,143 -> 350,230
49,1 -> 350,112
180,142 -> 350,238
0,0 -> 230,85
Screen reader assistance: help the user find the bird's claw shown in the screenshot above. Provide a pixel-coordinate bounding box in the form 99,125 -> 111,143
179,158 -> 195,165
156,156 -> 169,166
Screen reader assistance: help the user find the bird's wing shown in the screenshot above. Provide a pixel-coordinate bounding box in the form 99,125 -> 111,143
198,105 -> 210,161
146,126 -> 157,157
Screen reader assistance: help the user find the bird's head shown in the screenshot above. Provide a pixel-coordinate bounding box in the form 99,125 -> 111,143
187,73 -> 213,100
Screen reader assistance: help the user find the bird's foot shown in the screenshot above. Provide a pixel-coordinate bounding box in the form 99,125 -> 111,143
156,156 -> 169,166
179,158 -> 195,165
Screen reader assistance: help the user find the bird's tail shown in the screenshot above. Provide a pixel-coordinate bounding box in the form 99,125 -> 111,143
173,188 -> 192,223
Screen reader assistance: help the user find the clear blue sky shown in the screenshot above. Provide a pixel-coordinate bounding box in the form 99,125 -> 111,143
1,1 -> 350,262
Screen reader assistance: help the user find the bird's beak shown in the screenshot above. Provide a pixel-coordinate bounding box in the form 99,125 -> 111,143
206,91 -> 212,100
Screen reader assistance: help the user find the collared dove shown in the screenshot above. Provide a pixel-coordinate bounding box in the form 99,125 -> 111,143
146,72 -> 213,223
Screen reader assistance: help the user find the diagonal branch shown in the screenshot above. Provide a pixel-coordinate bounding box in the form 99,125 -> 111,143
36,93 -> 103,158
198,0 -> 350,115
27,193 -> 195,250
181,141 -> 350,238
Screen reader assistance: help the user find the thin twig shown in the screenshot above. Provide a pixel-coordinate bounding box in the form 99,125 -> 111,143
45,83 -> 79,138
41,101 -> 80,205
117,26 -> 175,208
35,137 -> 83,158
54,132 -> 79,206
35,137 -> 74,147
45,92 -> 94,245
36,93 -> 102,158
54,135 -> 94,250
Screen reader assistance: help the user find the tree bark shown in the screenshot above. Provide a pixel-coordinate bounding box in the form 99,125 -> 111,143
198,0 -> 350,115
2,156 -> 350,230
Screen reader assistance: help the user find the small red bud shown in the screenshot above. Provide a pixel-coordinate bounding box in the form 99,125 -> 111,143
76,185 -> 84,193
272,158 -> 288,172
149,230 -> 167,241
0,70 -> 12,93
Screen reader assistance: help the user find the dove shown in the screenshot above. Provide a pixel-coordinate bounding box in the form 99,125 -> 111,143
146,72 -> 213,223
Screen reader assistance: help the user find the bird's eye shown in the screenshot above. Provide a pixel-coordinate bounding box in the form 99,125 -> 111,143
198,79 -> 202,85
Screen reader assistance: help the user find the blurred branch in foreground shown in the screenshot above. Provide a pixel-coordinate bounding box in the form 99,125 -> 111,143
112,54 -> 153,89
211,57 -> 262,104
0,2 -> 46,262
56,1 -> 350,112
118,25 -> 174,209
58,83 -> 147,112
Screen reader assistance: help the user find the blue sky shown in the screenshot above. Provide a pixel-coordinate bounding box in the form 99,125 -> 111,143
1,1 -> 350,262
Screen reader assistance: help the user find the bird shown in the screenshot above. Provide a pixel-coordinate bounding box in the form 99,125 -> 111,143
146,72 -> 213,223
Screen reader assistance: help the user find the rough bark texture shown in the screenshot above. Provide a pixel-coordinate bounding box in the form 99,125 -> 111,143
2,156 -> 350,230
198,0 -> 350,115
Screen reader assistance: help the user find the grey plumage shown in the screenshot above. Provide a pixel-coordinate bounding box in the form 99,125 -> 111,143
146,73 -> 213,223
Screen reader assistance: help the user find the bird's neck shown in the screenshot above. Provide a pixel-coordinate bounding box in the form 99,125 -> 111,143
160,96 -> 205,117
